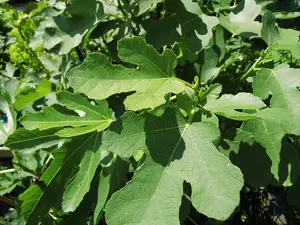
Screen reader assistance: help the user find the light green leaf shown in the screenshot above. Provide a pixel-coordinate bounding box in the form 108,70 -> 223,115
20,92 -> 113,137
134,0 -> 163,16
204,92 -> 266,121
20,133 -> 101,225
42,0 -> 106,54
5,128 -> 67,154
14,79 -> 52,111
105,109 -> 243,223
219,0 -> 262,36
201,83 -> 222,101
0,93 -> 16,145
275,28 -> 300,59
261,11 -> 280,45
68,37 -> 186,110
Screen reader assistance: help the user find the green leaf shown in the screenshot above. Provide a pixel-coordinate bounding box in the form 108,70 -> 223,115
219,0 -> 262,36
287,177 -> 300,209
241,65 -> 300,185
261,11 -> 280,45
92,157 -> 129,224
146,0 -> 218,52
41,0 -> 106,54
14,79 -> 52,111
274,28 -> 300,59
0,169 -> 29,195
204,92 -> 266,121
253,65 -> 300,134
105,109 -> 243,223
20,133 -> 102,224
0,93 -> 16,145
62,135 -> 102,212
218,129 -> 273,189
134,0 -> 163,16
5,128 -> 67,154
20,91 -> 113,137
68,37 -> 187,110
200,47 -> 221,84
59,170 -> 102,225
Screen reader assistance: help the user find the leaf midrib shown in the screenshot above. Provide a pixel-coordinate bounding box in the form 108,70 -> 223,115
26,133 -> 99,222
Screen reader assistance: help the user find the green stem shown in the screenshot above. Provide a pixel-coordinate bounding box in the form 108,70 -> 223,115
0,168 -> 17,175
240,47 -> 269,81
117,0 -> 128,18
13,162 -> 39,178
170,95 -> 177,102
106,0 -> 118,7
187,108 -> 195,124
176,78 -> 193,88
11,151 -> 20,164
41,154 -> 53,174
240,56 -> 262,81
0,196 -> 15,207
187,217 -> 198,225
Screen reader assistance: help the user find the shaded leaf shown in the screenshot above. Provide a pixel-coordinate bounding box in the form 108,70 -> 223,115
240,65 -> 300,185
20,133 -> 102,225
62,135 -> 102,212
41,0 -> 106,54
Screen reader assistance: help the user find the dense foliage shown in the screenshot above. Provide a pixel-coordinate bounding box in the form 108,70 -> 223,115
1,0 -> 300,224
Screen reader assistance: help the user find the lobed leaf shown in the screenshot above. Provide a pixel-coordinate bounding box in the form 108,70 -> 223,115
105,108 -> 243,224
20,133 -> 102,224
68,37 -> 187,110
20,91 -> 113,137
219,0 -> 261,36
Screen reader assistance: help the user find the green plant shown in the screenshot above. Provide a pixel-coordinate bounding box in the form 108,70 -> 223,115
1,0 -> 300,224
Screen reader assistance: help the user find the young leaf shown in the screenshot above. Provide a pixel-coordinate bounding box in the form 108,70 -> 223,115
68,37 -> 187,110
204,92 -> 266,120
20,132 -> 102,224
105,109 -> 243,224
219,0 -> 261,36
20,92 -> 113,137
